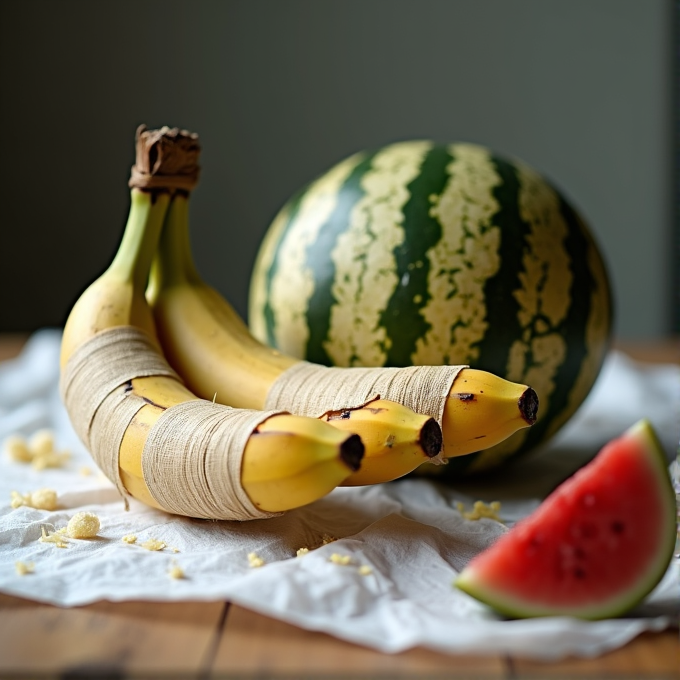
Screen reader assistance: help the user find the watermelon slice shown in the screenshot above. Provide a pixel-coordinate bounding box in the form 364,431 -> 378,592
455,419 -> 677,619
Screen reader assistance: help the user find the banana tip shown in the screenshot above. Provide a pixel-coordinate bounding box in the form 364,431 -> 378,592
420,418 -> 444,458
340,434 -> 365,472
519,387 -> 539,425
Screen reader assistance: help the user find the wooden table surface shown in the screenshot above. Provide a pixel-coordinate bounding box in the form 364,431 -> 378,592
0,333 -> 678,680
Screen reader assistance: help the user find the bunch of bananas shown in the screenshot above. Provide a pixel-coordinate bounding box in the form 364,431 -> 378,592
59,125 -> 538,520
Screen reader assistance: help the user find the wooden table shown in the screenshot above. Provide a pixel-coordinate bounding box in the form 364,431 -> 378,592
1,333 -> 678,679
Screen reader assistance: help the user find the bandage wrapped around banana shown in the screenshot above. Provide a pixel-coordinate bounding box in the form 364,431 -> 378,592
145,136 -> 540,478
60,125 -> 373,519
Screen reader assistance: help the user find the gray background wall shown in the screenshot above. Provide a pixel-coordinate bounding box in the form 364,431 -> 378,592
0,0 -> 674,340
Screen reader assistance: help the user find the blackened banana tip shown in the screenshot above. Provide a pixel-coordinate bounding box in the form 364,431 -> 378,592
519,387 -> 539,425
420,418 -> 444,458
340,433 -> 365,472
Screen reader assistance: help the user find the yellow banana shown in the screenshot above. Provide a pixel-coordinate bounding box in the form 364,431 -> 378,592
147,191 -> 538,472
441,368 -> 538,457
148,188 -> 444,486
60,125 -> 363,516
241,414 -> 363,511
319,399 -> 442,486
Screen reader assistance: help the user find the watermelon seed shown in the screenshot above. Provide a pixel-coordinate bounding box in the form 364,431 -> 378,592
580,522 -> 598,539
610,521 -> 625,534
573,567 -> 586,580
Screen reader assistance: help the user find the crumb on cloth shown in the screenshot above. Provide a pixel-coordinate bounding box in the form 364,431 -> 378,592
10,488 -> 58,511
248,552 -> 265,568
456,500 -> 502,522
329,553 -> 352,566
4,430 -> 70,470
66,512 -> 100,538
39,525 -> 69,548
15,561 -> 35,576
168,560 -> 185,579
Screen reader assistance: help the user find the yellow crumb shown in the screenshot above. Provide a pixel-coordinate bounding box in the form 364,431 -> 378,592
247,552 -> 265,568
28,429 -> 54,456
321,534 -> 337,545
39,525 -> 69,548
10,491 -> 28,509
31,450 -> 71,471
4,430 -> 69,469
358,565 -> 373,576
141,539 -> 167,551
168,561 -> 185,579
296,547 -> 310,557
79,466 -> 93,476
30,488 -> 58,510
329,553 -> 352,566
15,561 -> 35,576
457,500 -> 502,522
121,534 -> 138,544
4,435 -> 33,463
66,511 -> 100,539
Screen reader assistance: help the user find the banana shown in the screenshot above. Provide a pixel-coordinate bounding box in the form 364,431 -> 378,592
147,186 -> 539,471
148,192 -> 445,485
241,414 -> 363,511
319,400 -> 442,486
60,125 -> 363,516
440,368 -> 538,457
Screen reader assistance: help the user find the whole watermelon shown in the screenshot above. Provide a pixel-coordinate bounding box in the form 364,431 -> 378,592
249,141 -> 614,476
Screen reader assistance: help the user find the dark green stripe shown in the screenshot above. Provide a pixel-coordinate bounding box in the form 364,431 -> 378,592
436,156 -> 533,478
303,153 -> 377,365
442,176 -> 607,477
261,191 -> 306,349
473,156 -> 531,377
520,193 -> 600,454
381,145 -> 453,366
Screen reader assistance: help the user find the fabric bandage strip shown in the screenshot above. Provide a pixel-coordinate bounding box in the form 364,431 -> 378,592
265,361 -> 466,440
142,401 -> 281,520
60,326 -> 281,520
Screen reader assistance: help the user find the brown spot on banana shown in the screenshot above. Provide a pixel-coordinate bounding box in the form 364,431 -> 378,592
454,393 -> 476,402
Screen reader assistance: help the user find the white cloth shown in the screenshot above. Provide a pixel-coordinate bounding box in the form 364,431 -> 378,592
0,329 -> 678,661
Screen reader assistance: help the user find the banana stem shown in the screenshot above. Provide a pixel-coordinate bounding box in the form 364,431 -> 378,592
108,189 -> 171,288
150,193 -> 201,291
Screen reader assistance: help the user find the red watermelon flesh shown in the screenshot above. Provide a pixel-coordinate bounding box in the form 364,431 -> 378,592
455,419 -> 676,619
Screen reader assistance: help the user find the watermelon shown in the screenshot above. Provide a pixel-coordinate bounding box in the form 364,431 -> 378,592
249,141 -> 613,475
454,419 -> 677,619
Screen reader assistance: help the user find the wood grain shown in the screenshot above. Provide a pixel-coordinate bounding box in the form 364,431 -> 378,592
0,592 -> 225,679
0,333 -> 28,362
512,630 -> 680,679
214,604 -> 506,678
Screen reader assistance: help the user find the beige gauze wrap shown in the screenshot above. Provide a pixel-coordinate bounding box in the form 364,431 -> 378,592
264,362 -> 467,462
60,327 -> 282,520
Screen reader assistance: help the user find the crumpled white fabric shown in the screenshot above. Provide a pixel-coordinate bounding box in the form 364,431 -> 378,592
0,329 -> 678,661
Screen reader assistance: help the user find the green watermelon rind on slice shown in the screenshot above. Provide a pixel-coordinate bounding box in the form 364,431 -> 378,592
454,419 -> 677,620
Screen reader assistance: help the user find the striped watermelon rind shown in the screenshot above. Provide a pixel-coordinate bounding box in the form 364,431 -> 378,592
249,141 -> 613,475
